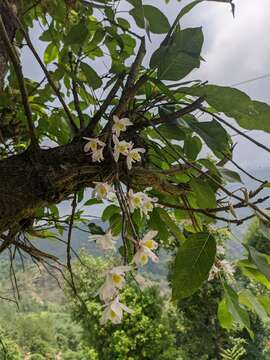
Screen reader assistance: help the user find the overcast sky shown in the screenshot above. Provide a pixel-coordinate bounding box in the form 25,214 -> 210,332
22,0 -> 270,172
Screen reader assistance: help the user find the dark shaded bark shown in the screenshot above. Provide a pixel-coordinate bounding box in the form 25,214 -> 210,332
0,140 -> 190,237
0,0 -> 20,90
0,142 -> 112,234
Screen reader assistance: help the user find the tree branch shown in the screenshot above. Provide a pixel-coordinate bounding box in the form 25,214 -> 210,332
0,14 -> 38,148
201,107 -> 270,154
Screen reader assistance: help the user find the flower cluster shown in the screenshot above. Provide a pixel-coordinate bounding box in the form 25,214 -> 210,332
128,189 -> 157,218
208,244 -> 235,281
83,115 -> 160,325
83,115 -> 145,170
96,229 -> 159,324
83,137 -> 106,163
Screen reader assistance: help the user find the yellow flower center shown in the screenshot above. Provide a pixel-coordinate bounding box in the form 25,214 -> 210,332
144,239 -> 155,250
140,254 -> 148,265
110,310 -> 117,320
117,122 -> 125,130
100,187 -> 107,197
118,144 -> 127,153
133,197 -> 141,206
91,142 -> 98,151
112,273 -> 122,285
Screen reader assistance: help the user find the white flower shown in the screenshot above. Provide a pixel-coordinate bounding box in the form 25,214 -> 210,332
113,135 -> 133,162
141,194 -> 157,218
83,137 -> 106,153
216,244 -> 226,256
128,190 -> 157,217
100,296 -> 133,325
112,115 -> 133,137
126,148 -> 145,170
140,230 -> 158,250
128,189 -> 145,212
97,266 -> 131,302
89,228 -> 117,251
97,276 -> 117,302
91,148 -> 104,163
132,231 -> 159,266
132,246 -> 159,266
208,259 -> 235,281
220,259 -> 235,277
92,182 -> 111,200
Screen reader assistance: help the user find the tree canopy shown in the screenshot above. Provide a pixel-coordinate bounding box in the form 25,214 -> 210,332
0,0 -> 270,334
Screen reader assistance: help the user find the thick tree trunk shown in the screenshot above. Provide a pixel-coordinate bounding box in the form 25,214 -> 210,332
0,142 -> 112,234
0,140 -> 188,236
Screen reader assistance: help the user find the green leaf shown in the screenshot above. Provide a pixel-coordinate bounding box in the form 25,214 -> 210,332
102,205 -> 120,222
247,246 -> 270,281
238,259 -> 270,289
156,208 -> 185,243
218,298 -> 233,330
239,289 -> 269,321
190,178 -> 217,208
184,135 -> 202,160
223,283 -> 252,336
88,222 -> 105,235
80,62 -> 102,90
130,5 -> 170,34
217,167 -> 242,184
84,199 -> 102,206
258,214 -> 270,239
172,232 -> 216,299
257,295 -> 270,317
44,43 -> 58,65
150,27 -> 204,81
179,85 -> 270,133
109,213 -> 122,236
187,117 -> 231,157
148,207 -> 170,243
65,23 -> 89,45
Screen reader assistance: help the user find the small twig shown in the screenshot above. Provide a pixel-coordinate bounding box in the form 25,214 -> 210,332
222,152 -> 265,184
69,52 -> 85,129
114,37 -> 146,116
9,7 -> 78,134
201,107 -> 270,154
67,193 -> 78,295
81,73 -> 125,137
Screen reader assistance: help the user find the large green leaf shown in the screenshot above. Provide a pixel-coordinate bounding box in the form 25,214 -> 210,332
44,43 -> 58,65
102,205 -> 120,222
217,167 -> 242,184
218,298 -> 233,330
238,259 -> 270,289
156,208 -> 185,243
129,5 -> 170,34
65,23 -> 89,45
223,283 -> 252,336
239,289 -> 269,321
248,246 -> 270,281
150,27 -> 204,81
179,85 -> 270,133
190,178 -> 217,208
80,62 -> 102,90
172,232 -> 216,299
187,117 -> 231,156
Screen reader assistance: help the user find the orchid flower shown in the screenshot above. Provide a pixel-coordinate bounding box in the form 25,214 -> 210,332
100,296 -> 133,325
126,147 -> 145,170
89,228 -> 117,251
112,135 -> 133,162
112,115 -> 133,137
92,182 -> 112,200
